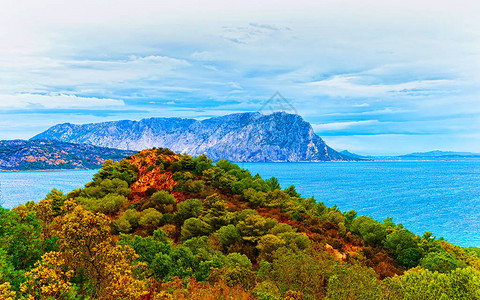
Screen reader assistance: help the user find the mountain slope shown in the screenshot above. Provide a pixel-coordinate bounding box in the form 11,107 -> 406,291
31,112 -> 355,162
0,139 -> 135,170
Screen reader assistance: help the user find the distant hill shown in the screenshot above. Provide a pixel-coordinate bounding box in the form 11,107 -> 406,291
339,150 -> 371,160
340,150 -> 480,161
399,150 -> 480,160
32,112 -> 357,162
0,140 -> 135,171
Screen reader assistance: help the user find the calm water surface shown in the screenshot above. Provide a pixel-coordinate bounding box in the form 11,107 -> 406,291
0,170 -> 97,208
1,161 -> 479,247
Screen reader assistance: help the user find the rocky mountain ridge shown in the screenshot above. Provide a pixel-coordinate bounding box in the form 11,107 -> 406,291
32,112 -> 356,162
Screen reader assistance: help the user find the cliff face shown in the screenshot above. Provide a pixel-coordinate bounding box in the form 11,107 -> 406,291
32,112 -> 355,162
0,140 -> 134,170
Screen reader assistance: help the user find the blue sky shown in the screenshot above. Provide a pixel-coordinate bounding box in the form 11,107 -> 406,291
1,0 -> 479,155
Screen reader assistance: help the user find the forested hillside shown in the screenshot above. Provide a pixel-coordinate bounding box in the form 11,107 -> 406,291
0,140 -> 134,171
1,148 -> 480,299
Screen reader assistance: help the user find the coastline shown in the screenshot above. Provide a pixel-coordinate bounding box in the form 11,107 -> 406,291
0,168 -> 100,173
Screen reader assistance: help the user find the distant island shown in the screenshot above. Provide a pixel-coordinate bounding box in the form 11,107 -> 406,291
0,140 -> 134,171
31,112 -> 357,162
341,150 -> 480,161
2,113 -> 477,172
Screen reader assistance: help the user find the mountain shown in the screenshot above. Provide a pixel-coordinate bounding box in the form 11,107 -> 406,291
339,149 -> 480,161
32,112 -> 356,162
339,150 -> 371,160
0,139 -> 135,171
399,150 -> 480,160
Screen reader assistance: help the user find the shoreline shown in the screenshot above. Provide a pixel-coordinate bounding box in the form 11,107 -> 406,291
0,168 -> 99,173
1,159 -> 477,172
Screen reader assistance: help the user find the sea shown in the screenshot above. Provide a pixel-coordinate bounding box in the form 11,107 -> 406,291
1,161 -> 479,248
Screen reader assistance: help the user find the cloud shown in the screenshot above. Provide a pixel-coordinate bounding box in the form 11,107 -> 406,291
0,94 -> 125,110
1,0 -> 480,153
353,103 -> 370,107
312,120 -> 379,131
306,75 -> 457,98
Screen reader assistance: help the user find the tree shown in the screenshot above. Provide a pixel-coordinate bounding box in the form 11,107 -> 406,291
325,264 -> 384,300
216,159 -> 240,172
243,188 -> 266,207
141,190 -> 176,213
194,154 -> 213,175
120,229 -> 173,280
44,189 -> 67,215
183,180 -> 205,194
384,228 -> 421,268
216,225 -> 241,247
0,249 -> 23,292
77,194 -> 128,214
113,209 -> 140,233
257,234 -> 286,262
284,185 -> 300,198
261,248 -> 333,299
265,177 -> 281,191
0,209 -> 43,271
0,282 -> 15,300
177,198 -> 202,221
52,202 -> 146,298
139,208 -> 163,232
237,214 -> 277,243
21,251 -> 74,299
202,194 -> 231,230
170,246 -> 198,279
420,251 -> 459,273
350,216 -> 387,246
182,218 -> 210,241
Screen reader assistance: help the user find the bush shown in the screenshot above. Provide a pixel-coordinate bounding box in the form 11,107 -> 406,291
216,225 -> 241,247
350,216 -> 387,246
139,208 -> 163,232
181,218 -> 210,241
216,159 -> 240,172
77,194 -> 128,214
384,228 -> 421,268
141,190 -> 176,213
183,180 -> 205,194
177,198 -> 202,221
420,251 -> 459,273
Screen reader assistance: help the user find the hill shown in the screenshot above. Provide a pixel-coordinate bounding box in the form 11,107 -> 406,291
1,148 -> 480,299
399,150 -> 480,160
339,150 -> 372,160
0,139 -> 135,171
340,149 -> 480,161
31,112 -> 356,162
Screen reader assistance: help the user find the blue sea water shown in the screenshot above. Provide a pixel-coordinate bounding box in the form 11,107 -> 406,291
1,161 -> 479,247
0,170 -> 97,209
240,161 -> 480,248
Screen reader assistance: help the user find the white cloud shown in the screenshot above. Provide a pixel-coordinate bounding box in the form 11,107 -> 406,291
1,0 -> 480,152
307,75 -> 456,98
0,94 -> 125,109
353,103 -> 370,107
312,120 -> 379,131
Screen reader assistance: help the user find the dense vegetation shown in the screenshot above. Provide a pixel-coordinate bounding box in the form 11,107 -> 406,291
1,148 -> 480,299
0,140 -> 134,171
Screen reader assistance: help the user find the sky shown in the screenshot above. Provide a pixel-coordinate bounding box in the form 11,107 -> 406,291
1,0 -> 479,155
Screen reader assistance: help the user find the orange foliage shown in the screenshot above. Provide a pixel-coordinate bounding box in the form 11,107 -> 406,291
150,277 -> 255,300
130,150 -> 179,198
